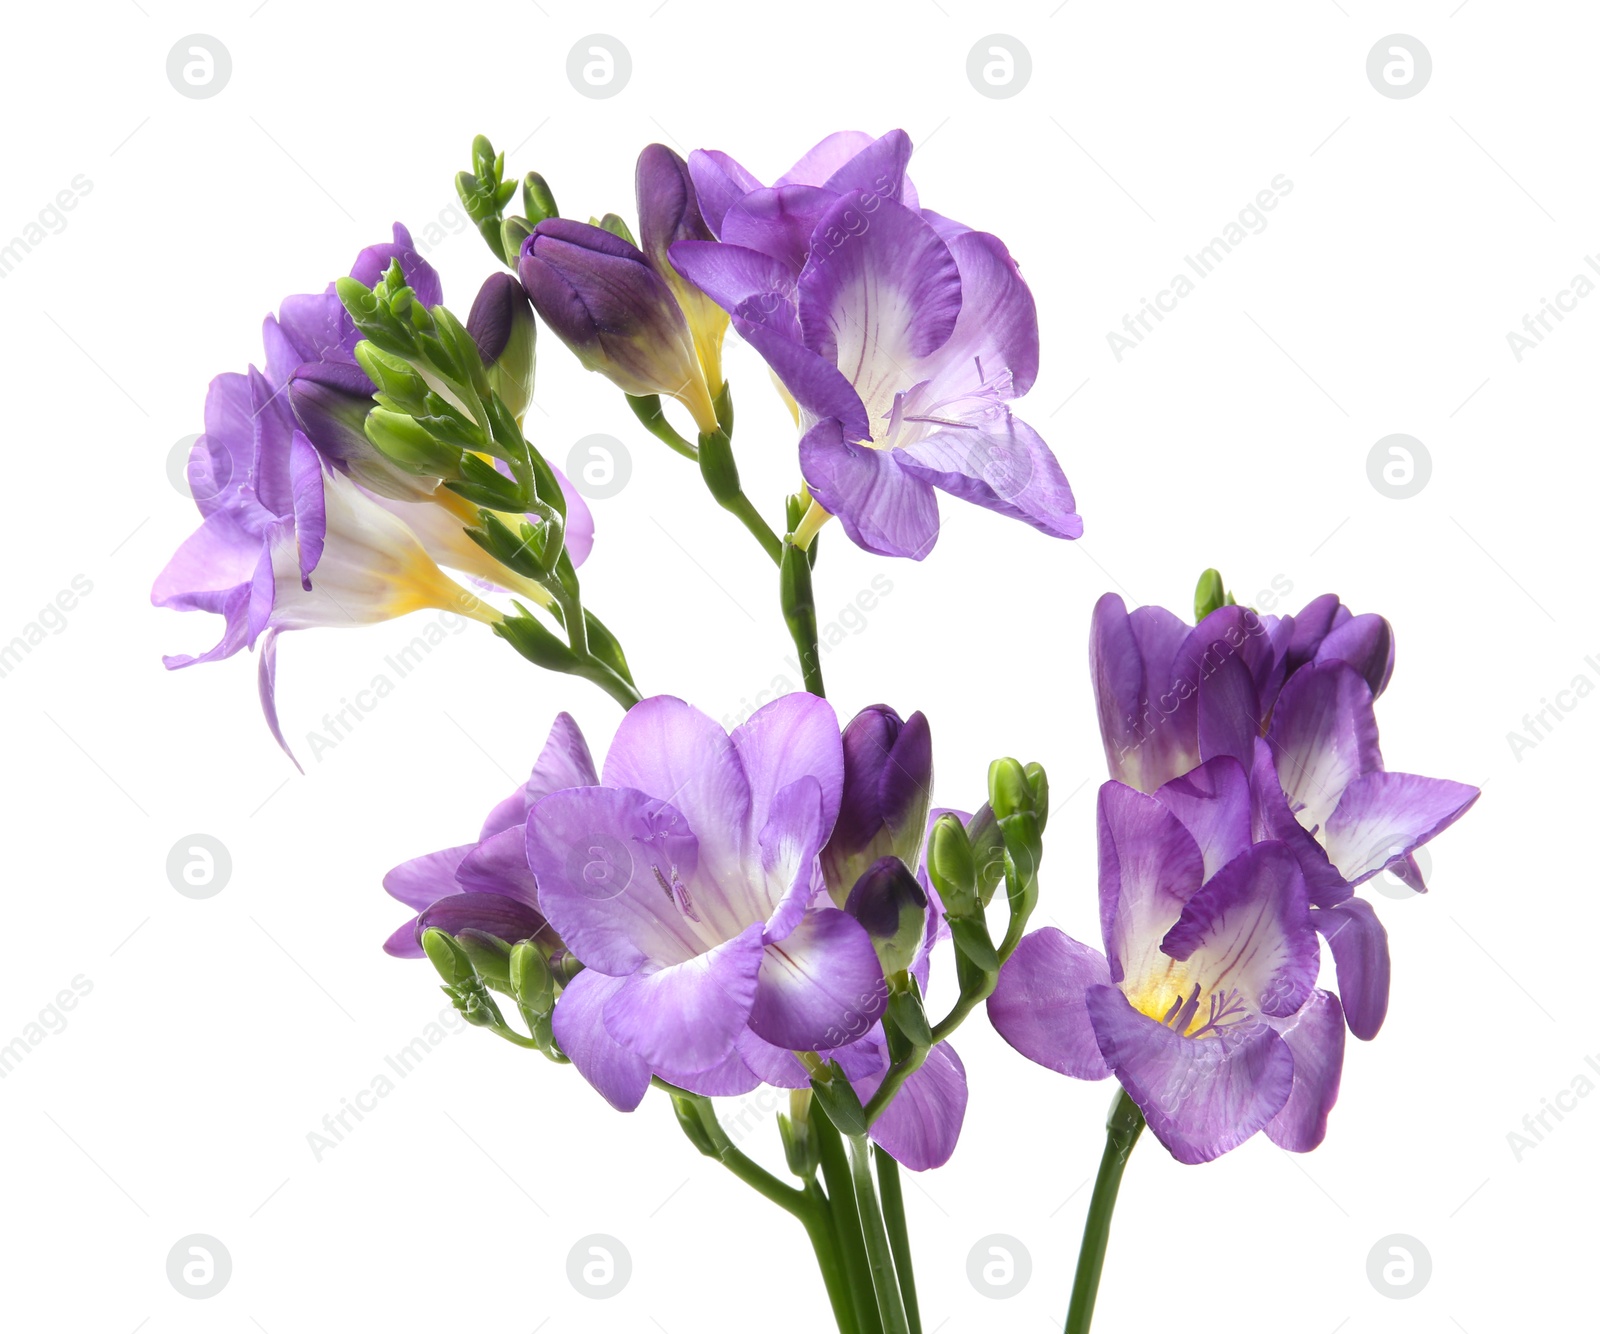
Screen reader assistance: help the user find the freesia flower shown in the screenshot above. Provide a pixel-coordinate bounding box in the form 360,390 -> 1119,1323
156,225 -> 594,765
525,693 -> 883,1088
510,695 -> 966,1168
518,219 -> 721,434
1087,589 -> 1479,1038
668,128 -> 1081,559
988,777 -> 1343,1164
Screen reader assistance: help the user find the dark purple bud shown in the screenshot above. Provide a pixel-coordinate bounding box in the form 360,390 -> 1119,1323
636,143 -> 728,394
517,219 -> 715,431
467,272 -> 537,417
636,143 -> 715,275
844,856 -> 927,976
821,705 -> 933,903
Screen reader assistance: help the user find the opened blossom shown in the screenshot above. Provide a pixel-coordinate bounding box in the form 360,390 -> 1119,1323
668,128 -> 1081,559
1087,588 -> 1478,1038
989,776 -> 1342,1165
154,224 -> 593,764
437,697 -> 958,1169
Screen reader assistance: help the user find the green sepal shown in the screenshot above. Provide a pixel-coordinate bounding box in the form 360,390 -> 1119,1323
947,914 -> 999,974
778,1109 -> 820,1180
671,1095 -> 722,1158
583,610 -> 636,687
697,429 -> 741,505
808,1061 -> 868,1138
885,986 -> 933,1051
494,607 -> 581,672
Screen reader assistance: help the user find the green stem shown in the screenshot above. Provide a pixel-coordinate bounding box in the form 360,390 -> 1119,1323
847,1135 -> 910,1334
780,537 -> 825,697
1064,1089 -> 1145,1334
572,656 -> 642,710
804,1181 -> 861,1334
627,393 -> 699,460
874,1149 -> 920,1334
724,491 -> 784,564
814,1109 -> 881,1334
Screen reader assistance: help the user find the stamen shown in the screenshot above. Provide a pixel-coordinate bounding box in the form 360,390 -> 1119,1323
653,864 -> 701,923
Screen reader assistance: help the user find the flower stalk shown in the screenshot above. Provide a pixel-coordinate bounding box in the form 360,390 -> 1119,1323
1064,1090 -> 1145,1334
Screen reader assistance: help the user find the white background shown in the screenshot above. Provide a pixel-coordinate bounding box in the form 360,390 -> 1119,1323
0,2 -> 1591,1331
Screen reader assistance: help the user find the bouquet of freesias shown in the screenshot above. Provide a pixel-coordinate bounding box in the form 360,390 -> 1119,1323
153,128 -> 1478,1332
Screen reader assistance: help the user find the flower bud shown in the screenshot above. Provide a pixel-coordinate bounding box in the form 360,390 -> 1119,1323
844,856 -> 927,977
926,813 -> 977,918
636,142 -> 728,395
522,171 -> 558,224
987,757 -> 1032,822
517,219 -> 718,433
510,940 -> 555,1017
820,705 -> 932,905
1193,567 -> 1233,622
364,407 -> 464,477
289,362 -> 438,502
466,271 -> 537,419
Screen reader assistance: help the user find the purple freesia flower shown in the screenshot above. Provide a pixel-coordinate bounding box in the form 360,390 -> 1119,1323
508,695 -> 965,1169
1087,588 -> 1479,1040
525,693 -> 881,1083
519,219 -> 721,434
155,225 -> 593,765
988,776 -> 1342,1165
668,128 -> 1081,559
